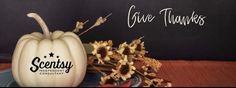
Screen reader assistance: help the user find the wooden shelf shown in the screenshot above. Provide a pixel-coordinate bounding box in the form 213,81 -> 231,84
1,59 -> 236,87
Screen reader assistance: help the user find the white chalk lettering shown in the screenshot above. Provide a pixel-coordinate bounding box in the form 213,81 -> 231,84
127,5 -> 155,28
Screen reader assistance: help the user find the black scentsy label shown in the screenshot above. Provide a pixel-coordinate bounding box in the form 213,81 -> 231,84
30,52 -> 73,75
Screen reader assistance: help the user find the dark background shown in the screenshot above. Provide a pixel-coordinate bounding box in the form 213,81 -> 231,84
0,0 -> 236,60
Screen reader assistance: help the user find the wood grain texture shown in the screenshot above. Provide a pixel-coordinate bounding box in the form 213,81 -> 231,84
0,60 -> 236,87
0,63 -> 11,71
157,60 -> 236,87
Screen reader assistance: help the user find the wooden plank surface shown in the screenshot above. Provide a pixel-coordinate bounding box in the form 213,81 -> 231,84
157,60 -> 236,87
0,63 -> 11,71
0,60 -> 236,87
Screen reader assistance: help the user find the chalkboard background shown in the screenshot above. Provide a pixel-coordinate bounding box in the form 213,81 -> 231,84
0,0 -> 236,60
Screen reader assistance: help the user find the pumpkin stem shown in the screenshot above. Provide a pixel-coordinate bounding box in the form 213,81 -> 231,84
27,13 -> 51,39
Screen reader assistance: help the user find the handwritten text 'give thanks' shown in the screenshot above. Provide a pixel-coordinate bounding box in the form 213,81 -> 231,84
127,5 -> 206,28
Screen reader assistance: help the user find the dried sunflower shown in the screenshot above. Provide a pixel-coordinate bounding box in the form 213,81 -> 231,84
165,82 -> 172,87
142,64 -> 153,72
143,57 -> 162,72
117,42 -> 136,56
143,78 -> 164,87
109,51 -> 122,61
152,78 -> 164,87
143,79 -> 154,87
130,37 -> 146,57
100,75 -> 117,86
144,72 -> 157,80
112,55 -> 136,81
91,40 -> 113,64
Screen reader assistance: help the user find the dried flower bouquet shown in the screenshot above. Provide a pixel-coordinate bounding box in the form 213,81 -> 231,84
73,13 -> 172,87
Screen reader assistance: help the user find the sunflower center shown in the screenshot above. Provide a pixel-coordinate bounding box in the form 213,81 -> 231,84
147,66 -> 152,71
105,77 -> 116,84
123,47 -> 131,55
150,84 -> 156,87
153,81 -> 159,86
136,44 -> 142,51
120,64 -> 130,75
98,47 -> 107,58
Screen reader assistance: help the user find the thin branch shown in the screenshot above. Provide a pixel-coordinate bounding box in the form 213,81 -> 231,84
89,64 -> 107,76
78,13 -> 112,36
73,20 -> 89,32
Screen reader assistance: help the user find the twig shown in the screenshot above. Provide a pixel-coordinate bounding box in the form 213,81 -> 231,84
139,36 -> 144,40
73,20 -> 89,32
87,66 -> 112,72
78,13 -> 112,36
105,13 -> 112,18
103,59 -> 155,81
93,63 -> 114,67
89,64 -> 107,76
84,20 -> 89,24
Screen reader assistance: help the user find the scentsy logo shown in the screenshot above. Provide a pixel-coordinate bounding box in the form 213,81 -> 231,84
30,52 -> 73,75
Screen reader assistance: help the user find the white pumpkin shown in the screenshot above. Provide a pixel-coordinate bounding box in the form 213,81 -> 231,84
12,13 -> 87,87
